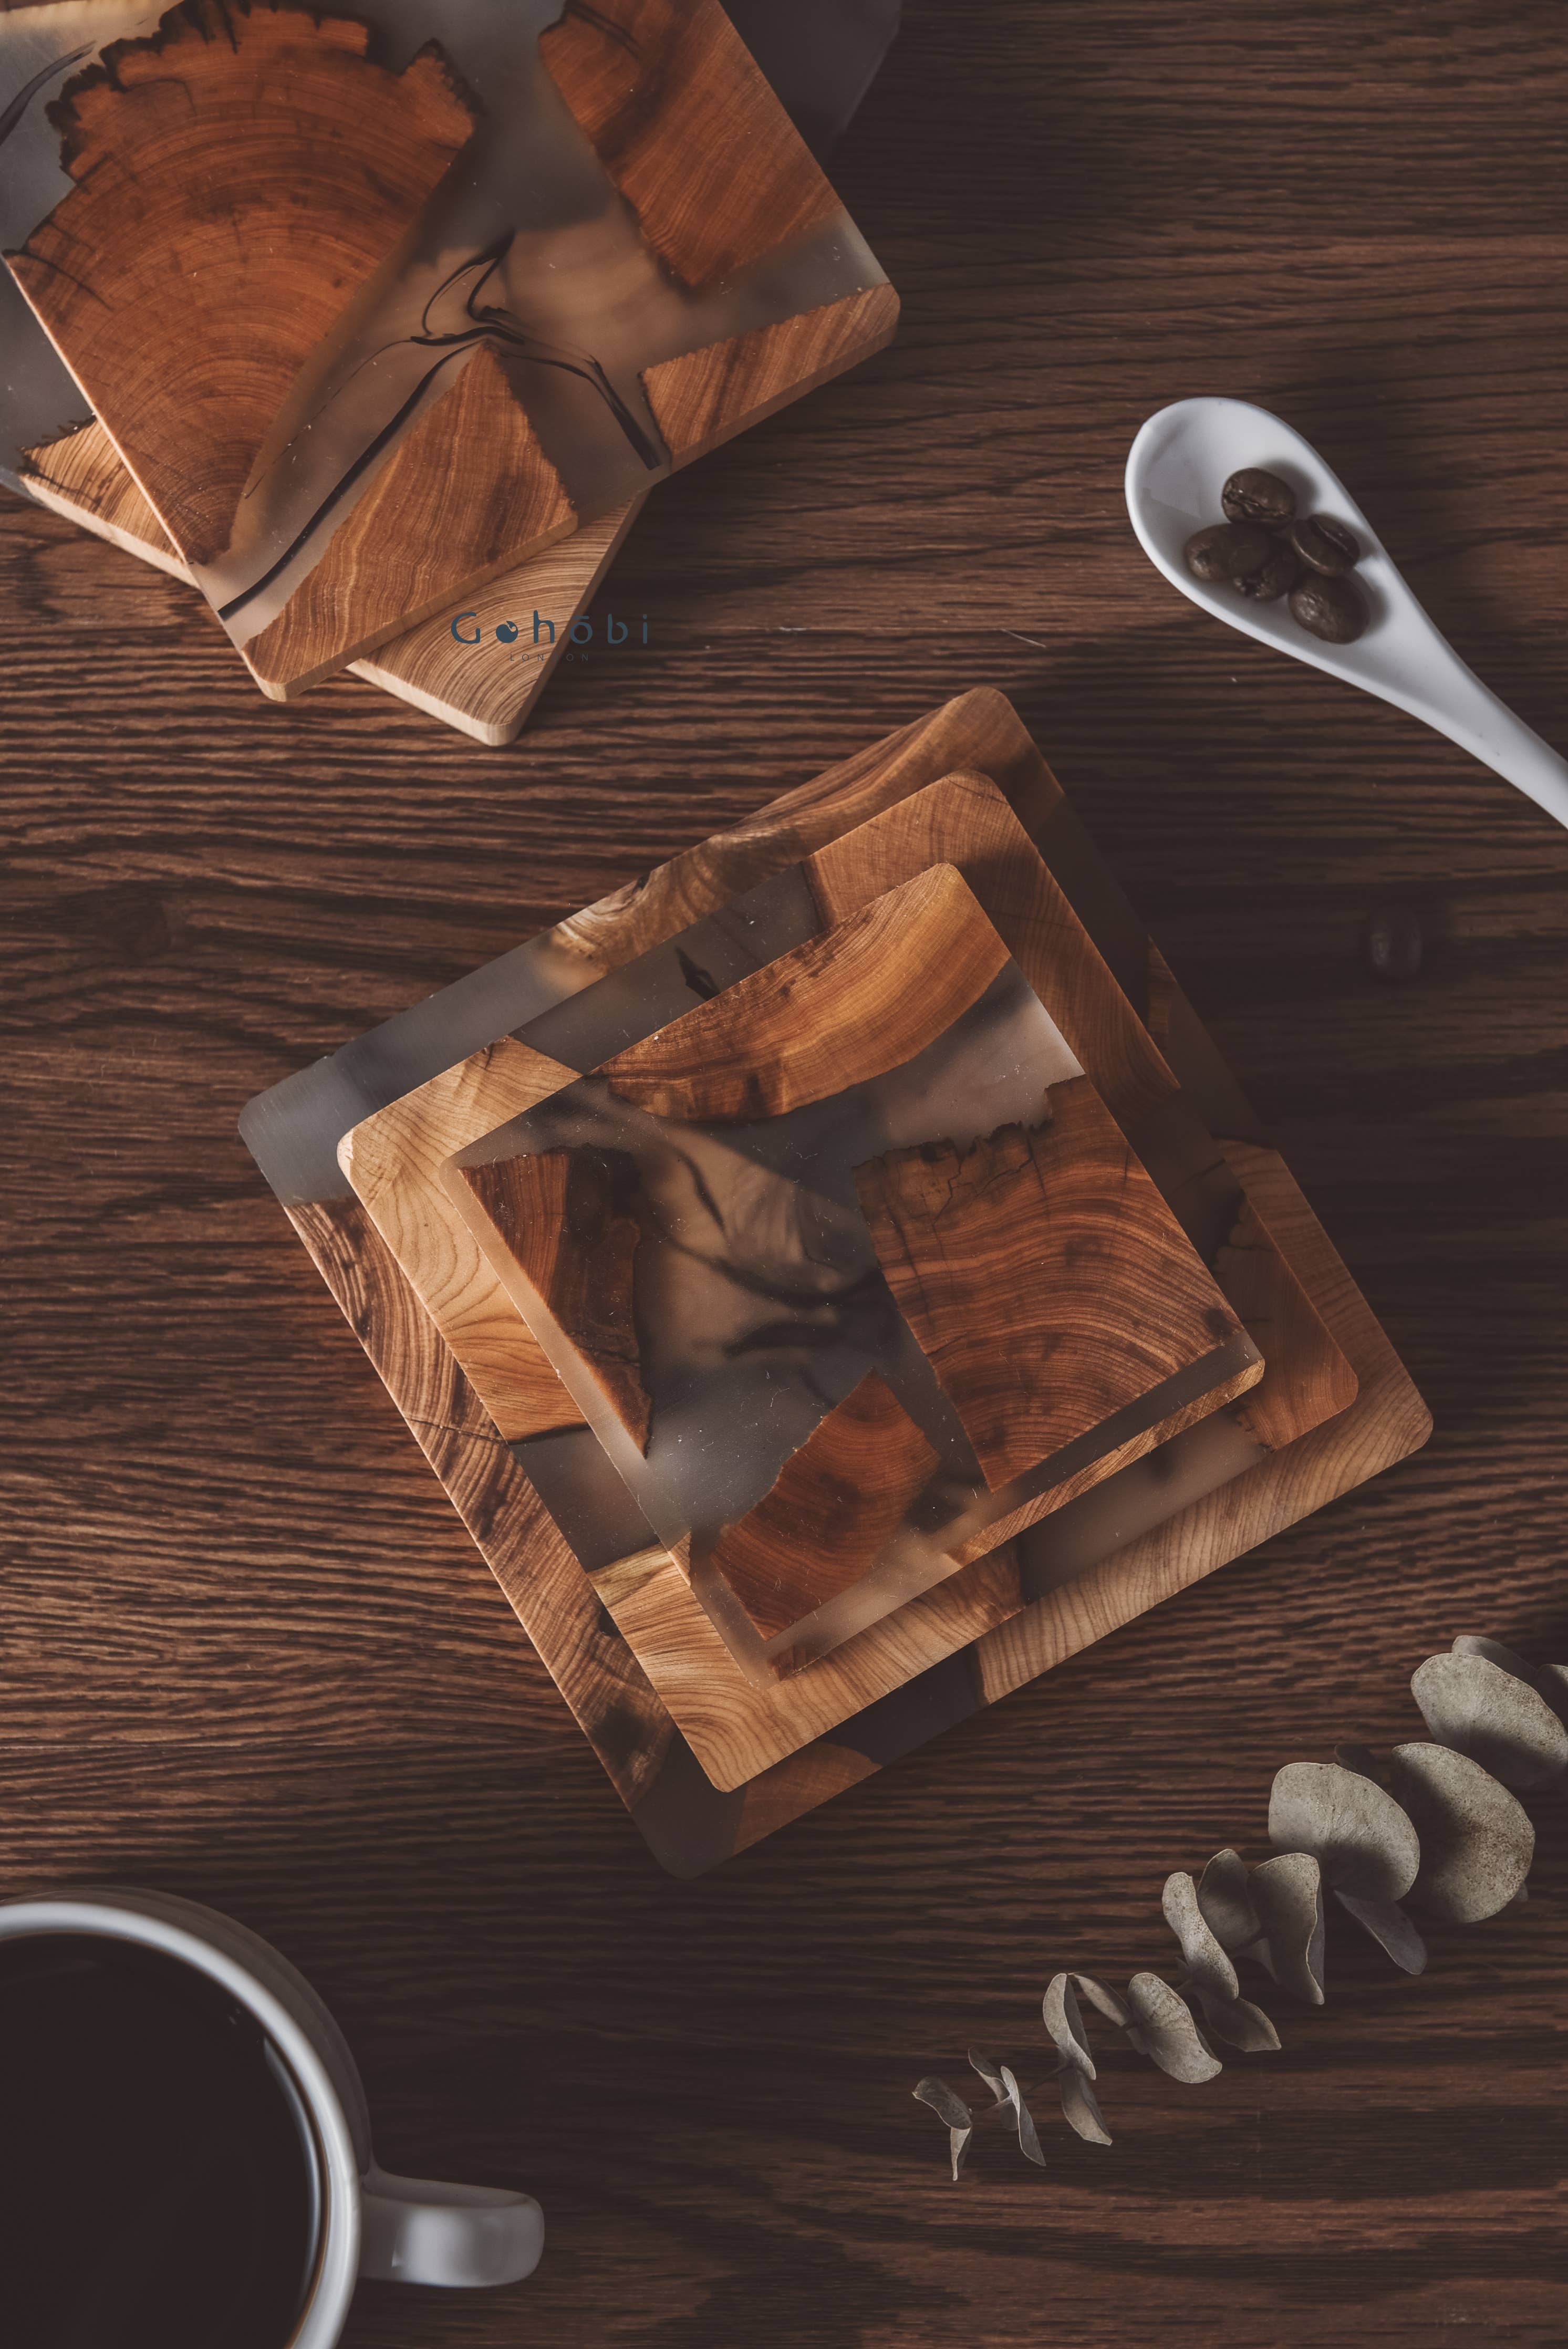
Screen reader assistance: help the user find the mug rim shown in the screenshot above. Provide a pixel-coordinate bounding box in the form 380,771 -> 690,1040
0,1894 -> 362,2349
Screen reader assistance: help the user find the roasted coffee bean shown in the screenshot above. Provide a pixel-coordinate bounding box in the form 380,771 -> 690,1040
1289,513 -> 1360,575
1222,467 -> 1296,527
1183,522 -> 1272,584
1237,542 -> 1299,601
1289,571 -> 1368,642
1363,903 -> 1424,983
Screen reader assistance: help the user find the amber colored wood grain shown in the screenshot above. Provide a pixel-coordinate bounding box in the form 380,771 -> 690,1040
968,1141 -> 1435,1712
460,1145 -> 651,1452
642,285 -> 901,469
348,500 -> 643,744
704,1373 -> 941,1641
284,1196 -> 674,1810
15,419 -> 637,743
4,0 -> 475,570
3,4 -> 1561,2335
19,419 -> 190,582
805,769 -> 1359,1445
539,0 -> 841,289
338,1041 -> 589,1444
596,859 -> 1007,1120
239,345 -> 578,699
855,1084 -> 1248,1490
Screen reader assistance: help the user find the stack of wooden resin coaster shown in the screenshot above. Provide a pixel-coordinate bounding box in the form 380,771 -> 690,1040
0,0 -> 897,741
241,690 -> 1432,1875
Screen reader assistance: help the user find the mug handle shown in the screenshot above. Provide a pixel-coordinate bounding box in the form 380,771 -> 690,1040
359,2167 -> 545,2288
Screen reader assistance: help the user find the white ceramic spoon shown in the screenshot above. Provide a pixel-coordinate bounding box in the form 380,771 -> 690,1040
1125,396 -> 1568,832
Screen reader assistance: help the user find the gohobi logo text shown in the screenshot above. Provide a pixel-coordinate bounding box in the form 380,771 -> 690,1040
449,609 -> 649,651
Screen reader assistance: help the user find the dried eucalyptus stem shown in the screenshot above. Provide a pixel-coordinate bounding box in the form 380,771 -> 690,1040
915,1635 -> 1556,2176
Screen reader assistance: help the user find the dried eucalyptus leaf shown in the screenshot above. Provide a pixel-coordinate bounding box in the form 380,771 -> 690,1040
967,2049 -> 1010,2109
1191,1984 -> 1282,2053
1196,1848 -> 1260,1951
1003,2065 -> 1047,2168
1452,1633 -> 1538,1679
1042,1973 -> 1097,2079
913,2077 -> 974,2180
1334,1741 -> 1391,1786
1413,1652 -> 1568,1790
1269,1761 -> 1420,1901
915,2075 -> 972,2130
1389,1740 -> 1535,1922
1124,1973 -> 1223,2084
1058,2063 -> 1113,2147
1162,1870 -> 1240,2003
1069,1972 -> 1131,2031
1334,1890 -> 1428,1973
1247,1851 -> 1326,2004
1452,1639 -> 1568,1732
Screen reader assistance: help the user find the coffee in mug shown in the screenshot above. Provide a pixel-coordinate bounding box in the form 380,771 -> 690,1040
4,1932 -> 324,2348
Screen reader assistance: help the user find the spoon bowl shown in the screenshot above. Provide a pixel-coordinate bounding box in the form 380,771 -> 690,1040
1125,397 -> 1568,831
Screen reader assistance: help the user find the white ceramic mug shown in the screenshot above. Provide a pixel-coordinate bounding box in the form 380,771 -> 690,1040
0,1887 -> 544,2344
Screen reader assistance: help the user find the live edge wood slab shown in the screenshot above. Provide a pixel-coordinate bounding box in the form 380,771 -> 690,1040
274,692 -> 1425,1854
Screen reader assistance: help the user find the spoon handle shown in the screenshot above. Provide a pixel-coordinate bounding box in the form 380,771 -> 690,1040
1414,649 -> 1568,832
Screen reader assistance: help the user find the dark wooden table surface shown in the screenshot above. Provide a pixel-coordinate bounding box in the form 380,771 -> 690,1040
5,4 -> 1568,2343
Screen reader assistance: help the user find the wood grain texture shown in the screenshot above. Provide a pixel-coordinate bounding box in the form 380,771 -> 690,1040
596,859 -> 1006,1118
14,419 -> 637,741
642,285 -> 901,469
240,345 -> 578,699
539,0 -> 840,289
4,2 -> 1560,2334
459,1145 -> 650,1451
705,1373 -> 941,1641
805,768 -> 1358,1446
5,0 -> 475,568
348,500 -> 643,745
339,1041 -> 589,1444
19,418 -> 190,583
855,1085 -> 1250,1488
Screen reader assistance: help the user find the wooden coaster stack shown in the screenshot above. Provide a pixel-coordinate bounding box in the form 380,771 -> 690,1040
0,0 -> 898,741
241,690 -> 1432,1874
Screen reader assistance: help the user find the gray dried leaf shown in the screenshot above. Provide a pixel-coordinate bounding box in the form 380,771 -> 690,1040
1124,1973 -> 1223,2084
967,2049 -> 1010,2108
1452,1637 -> 1568,1730
1162,1870 -> 1240,2003
1190,1984 -> 1282,2053
1334,1740 -> 1390,1786
1042,1973 -> 1097,2078
913,2076 -> 973,2180
1412,1652 -> 1568,1790
1058,2063 -> 1113,2147
967,2051 -> 1045,2168
1334,1890 -> 1427,1973
1068,1971 -> 1131,2031
1388,1740 -> 1535,1922
1247,1851 -> 1327,2004
1196,1847 -> 1260,1951
1006,2065 -> 1046,2168
1269,1760 -> 1420,1901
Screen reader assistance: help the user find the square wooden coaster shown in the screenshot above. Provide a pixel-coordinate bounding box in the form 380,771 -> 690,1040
438,865 -> 1261,1686
241,691 -> 1430,1872
330,772 -> 1359,1792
